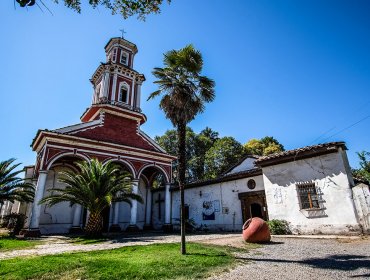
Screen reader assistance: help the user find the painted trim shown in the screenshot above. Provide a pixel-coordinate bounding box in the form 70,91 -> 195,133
45,143 -> 173,166
46,152 -> 91,170
137,164 -> 170,184
102,158 -> 136,177
139,130 -> 168,154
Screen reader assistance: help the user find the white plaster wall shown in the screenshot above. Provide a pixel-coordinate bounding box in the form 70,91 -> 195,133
352,183 -> 370,234
39,167 -> 74,234
152,190 -> 166,229
171,175 -> 264,231
226,157 -> 257,174
117,201 -> 131,230
136,179 -> 146,229
117,178 -> 147,230
262,150 -> 361,235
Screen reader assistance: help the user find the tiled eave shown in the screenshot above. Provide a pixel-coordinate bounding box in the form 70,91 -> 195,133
171,168 -> 262,191
255,142 -> 347,167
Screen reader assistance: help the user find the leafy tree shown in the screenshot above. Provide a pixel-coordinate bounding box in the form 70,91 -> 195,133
148,44 -> 215,254
190,127 -> 219,181
40,159 -> 142,237
244,136 -> 284,156
0,158 -> 34,207
204,137 -> 245,179
16,0 -> 171,20
352,151 -> 370,183
155,127 -> 219,182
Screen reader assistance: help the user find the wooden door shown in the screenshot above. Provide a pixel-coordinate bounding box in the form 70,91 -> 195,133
239,191 -> 268,222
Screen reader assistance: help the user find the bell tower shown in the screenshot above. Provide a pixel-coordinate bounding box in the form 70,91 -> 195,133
90,37 -> 145,113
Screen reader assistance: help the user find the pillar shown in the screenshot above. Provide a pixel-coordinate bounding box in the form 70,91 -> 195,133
127,179 -> 139,231
69,204 -> 82,234
24,170 -> 48,237
144,188 -> 152,230
136,82 -> 142,109
163,183 -> 173,232
110,202 -> 121,232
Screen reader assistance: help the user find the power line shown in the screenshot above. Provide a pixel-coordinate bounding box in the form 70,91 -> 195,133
321,114 -> 370,142
308,99 -> 370,145
308,126 -> 336,145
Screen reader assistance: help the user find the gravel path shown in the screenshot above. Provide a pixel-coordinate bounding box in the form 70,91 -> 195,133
208,236 -> 370,280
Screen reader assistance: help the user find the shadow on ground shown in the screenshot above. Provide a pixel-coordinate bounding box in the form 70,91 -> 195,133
236,254 -> 370,275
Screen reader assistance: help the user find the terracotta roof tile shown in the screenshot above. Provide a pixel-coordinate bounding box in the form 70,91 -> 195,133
255,141 -> 346,166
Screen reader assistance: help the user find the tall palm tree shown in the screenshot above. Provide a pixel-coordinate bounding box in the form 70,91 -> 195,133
148,45 -> 215,254
0,159 -> 35,211
40,159 -> 142,237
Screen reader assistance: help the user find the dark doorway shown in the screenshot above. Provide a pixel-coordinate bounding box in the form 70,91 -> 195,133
250,203 -> 263,218
238,190 -> 268,222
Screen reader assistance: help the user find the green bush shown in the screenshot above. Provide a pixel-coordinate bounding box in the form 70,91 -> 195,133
267,219 -> 291,235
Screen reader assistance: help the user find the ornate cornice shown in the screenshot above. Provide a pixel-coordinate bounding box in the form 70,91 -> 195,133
90,63 -> 145,86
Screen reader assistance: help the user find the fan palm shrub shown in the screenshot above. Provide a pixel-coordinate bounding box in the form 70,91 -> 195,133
40,159 -> 142,237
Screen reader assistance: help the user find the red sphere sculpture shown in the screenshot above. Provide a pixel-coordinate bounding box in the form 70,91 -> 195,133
242,217 -> 271,243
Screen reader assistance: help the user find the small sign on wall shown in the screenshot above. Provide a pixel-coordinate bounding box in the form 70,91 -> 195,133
202,201 -> 215,220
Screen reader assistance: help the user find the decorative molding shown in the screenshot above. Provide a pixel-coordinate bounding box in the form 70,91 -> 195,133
34,133 -> 175,163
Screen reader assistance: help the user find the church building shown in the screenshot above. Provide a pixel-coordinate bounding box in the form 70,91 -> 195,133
6,37 -> 368,236
21,37 -> 176,236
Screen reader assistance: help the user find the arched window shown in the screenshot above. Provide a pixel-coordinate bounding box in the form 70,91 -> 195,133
118,84 -> 128,103
111,48 -> 117,62
120,52 -> 128,65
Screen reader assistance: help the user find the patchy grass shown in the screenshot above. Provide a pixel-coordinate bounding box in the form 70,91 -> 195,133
0,243 -> 240,279
0,236 -> 42,252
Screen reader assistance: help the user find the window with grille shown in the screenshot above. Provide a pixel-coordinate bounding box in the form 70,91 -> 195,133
296,183 -> 320,210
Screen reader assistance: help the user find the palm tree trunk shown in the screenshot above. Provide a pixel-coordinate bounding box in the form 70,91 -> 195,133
84,212 -> 103,237
177,122 -> 187,255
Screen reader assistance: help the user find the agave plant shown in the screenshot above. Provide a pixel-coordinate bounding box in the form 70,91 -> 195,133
40,159 -> 142,237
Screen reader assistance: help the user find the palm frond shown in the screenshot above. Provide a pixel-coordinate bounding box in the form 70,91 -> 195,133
39,159 -> 142,215
0,159 -> 35,204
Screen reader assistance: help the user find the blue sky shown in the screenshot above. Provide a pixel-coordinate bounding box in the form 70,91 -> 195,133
0,0 -> 369,169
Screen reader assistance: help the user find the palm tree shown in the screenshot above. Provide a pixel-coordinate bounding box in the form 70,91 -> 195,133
40,159 -> 142,237
148,45 -> 215,254
0,159 -> 35,212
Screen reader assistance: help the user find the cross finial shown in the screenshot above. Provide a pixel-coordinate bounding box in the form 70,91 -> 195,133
119,28 -> 127,39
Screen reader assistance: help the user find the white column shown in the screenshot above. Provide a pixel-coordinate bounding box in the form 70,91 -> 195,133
100,71 -> 110,99
113,202 -> 120,225
145,189 -> 152,225
129,180 -> 139,225
165,183 -> 171,224
72,204 -> 82,227
111,73 -> 118,102
130,78 -> 136,107
136,82 -> 142,108
29,170 -> 48,229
